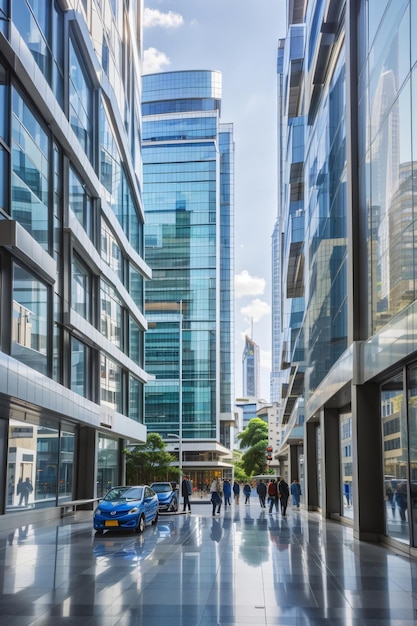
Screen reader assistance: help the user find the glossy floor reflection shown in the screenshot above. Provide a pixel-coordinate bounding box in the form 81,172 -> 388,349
1,499 -> 417,625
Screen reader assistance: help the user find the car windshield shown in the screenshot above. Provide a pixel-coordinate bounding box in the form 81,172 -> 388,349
151,484 -> 171,493
103,487 -> 143,501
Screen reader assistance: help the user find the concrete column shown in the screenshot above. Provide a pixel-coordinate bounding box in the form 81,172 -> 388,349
320,407 -> 341,518
76,426 -> 97,501
352,382 -> 385,541
305,421 -> 318,510
0,418 -> 8,515
289,444 -> 299,482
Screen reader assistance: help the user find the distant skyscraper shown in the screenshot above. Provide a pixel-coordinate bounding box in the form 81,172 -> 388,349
242,335 -> 260,398
142,70 -> 235,478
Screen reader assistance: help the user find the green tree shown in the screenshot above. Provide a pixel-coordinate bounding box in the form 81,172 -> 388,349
124,432 -> 179,484
238,417 -> 270,476
230,449 -> 249,482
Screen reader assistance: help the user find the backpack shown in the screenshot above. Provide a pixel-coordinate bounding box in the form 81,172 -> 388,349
268,482 -> 277,497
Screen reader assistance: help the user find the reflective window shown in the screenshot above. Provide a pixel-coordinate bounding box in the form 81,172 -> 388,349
5,419 -> 71,511
71,337 -> 87,398
129,264 -> 143,309
97,433 -> 119,497
69,37 -> 92,158
100,281 -> 122,347
340,413 -> 353,519
382,373 -> 409,544
100,354 -> 121,412
12,88 -> 49,250
72,254 -> 92,322
0,61 -> 7,141
69,166 -> 92,238
101,220 -> 123,280
58,427 -> 75,502
100,98 -> 143,253
129,375 -> 143,422
12,264 -> 48,375
129,315 -> 143,366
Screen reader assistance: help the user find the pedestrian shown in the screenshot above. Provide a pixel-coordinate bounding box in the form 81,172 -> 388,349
290,479 -> 302,508
181,475 -> 192,513
18,477 -> 33,507
223,479 -> 232,506
210,477 -> 223,516
395,482 -> 408,521
233,480 -> 240,504
243,482 -> 251,504
256,480 -> 267,508
278,477 -> 290,516
268,479 -> 279,513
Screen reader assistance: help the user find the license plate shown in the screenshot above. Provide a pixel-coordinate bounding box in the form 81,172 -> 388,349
105,520 -> 119,527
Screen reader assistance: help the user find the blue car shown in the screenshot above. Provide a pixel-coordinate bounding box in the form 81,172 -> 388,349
94,486 -> 159,534
150,482 -> 178,512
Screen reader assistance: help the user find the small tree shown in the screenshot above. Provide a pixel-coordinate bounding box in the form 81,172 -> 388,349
238,417 -> 270,476
124,432 -> 179,484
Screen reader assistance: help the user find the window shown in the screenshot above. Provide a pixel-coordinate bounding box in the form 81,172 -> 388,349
69,37 -> 92,158
12,264 -> 48,375
71,337 -> 88,398
12,88 -> 49,250
72,255 -> 92,322
69,167 -> 92,238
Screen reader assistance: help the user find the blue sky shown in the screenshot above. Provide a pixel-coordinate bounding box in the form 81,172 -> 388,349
143,1 -> 287,400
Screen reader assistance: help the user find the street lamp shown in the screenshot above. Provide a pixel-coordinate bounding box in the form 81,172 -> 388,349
168,432 -> 182,506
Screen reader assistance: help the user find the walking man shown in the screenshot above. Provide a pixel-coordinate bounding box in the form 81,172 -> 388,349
182,475 -> 192,513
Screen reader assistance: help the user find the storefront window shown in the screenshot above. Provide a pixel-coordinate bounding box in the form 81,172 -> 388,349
381,373 -> 409,544
5,419 -> 76,510
340,412 -> 353,519
97,433 -> 119,497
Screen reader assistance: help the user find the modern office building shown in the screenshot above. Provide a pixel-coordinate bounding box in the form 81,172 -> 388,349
142,70 -> 235,486
275,0 -> 417,551
0,0 -> 150,529
242,334 -> 260,398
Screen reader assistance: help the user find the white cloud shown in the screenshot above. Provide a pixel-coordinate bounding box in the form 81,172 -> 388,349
240,298 -> 270,323
143,8 -> 184,29
143,47 -> 171,74
260,349 -> 271,369
235,270 -> 265,298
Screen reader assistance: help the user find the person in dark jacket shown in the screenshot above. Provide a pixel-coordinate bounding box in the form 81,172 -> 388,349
268,479 -> 279,513
223,479 -> 232,506
278,478 -> 290,516
243,482 -> 251,504
256,480 -> 267,508
290,479 -> 302,508
233,481 -> 241,504
181,475 -> 192,513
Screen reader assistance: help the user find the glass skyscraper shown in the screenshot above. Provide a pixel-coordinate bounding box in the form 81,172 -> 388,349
275,0 -> 417,551
0,0 -> 149,528
142,71 -> 235,480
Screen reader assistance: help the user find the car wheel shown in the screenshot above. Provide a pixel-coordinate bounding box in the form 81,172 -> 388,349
152,512 -> 159,525
135,514 -> 145,533
170,499 -> 178,512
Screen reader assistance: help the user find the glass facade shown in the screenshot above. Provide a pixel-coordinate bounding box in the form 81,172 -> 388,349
142,70 -> 234,451
0,0 -> 147,518
275,0 -> 417,550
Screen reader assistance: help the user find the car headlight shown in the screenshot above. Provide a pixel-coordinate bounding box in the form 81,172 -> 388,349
128,507 -> 139,514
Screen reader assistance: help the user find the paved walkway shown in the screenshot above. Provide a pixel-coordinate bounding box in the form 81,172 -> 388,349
1,497 -> 417,624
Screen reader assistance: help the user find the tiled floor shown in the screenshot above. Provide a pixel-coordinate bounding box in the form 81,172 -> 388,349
1,497 -> 417,625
